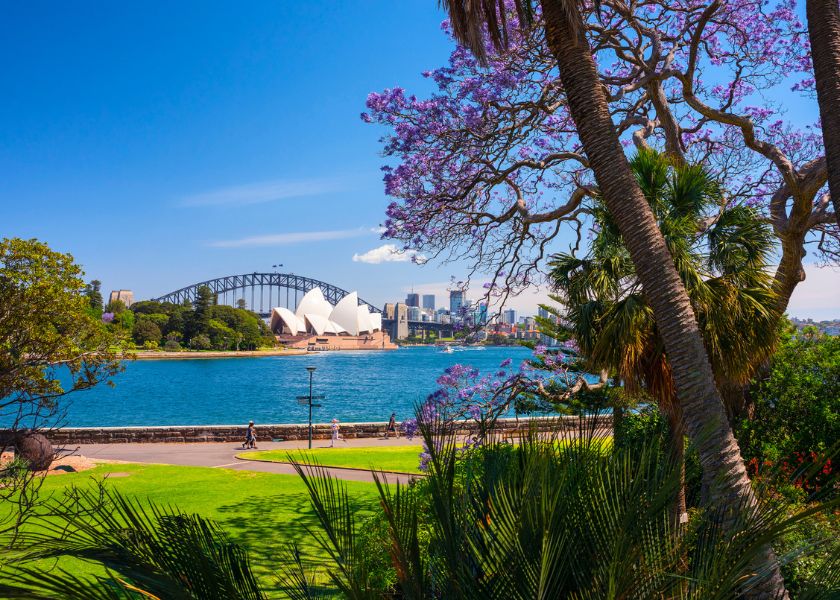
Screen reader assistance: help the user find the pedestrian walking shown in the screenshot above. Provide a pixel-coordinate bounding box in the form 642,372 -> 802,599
385,412 -> 398,438
243,420 -> 257,449
330,418 -> 340,447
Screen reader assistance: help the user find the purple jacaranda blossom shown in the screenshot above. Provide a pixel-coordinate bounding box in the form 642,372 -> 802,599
400,418 -> 419,439
102,312 -> 114,323
362,0 -> 829,297
419,450 -> 432,472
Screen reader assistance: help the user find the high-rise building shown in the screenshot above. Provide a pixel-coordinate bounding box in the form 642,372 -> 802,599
503,308 -> 517,325
477,303 -> 488,325
449,290 -> 464,317
108,290 -> 134,308
407,305 -> 422,321
422,294 -> 436,310
406,293 -> 420,307
538,307 -> 558,346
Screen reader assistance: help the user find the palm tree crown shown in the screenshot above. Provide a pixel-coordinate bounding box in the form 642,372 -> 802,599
550,149 -> 777,411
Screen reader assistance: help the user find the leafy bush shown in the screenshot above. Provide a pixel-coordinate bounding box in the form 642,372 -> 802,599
132,319 -> 162,345
615,405 -> 702,508
189,334 -> 212,350
737,334 -> 839,497
163,339 -> 181,352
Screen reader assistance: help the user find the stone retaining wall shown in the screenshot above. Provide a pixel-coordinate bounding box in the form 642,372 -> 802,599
43,415 -> 611,445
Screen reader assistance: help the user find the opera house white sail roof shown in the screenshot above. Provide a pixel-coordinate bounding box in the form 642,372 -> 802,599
270,288 -> 381,337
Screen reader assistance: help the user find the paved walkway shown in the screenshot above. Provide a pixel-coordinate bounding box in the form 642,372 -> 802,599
66,436 -> 421,484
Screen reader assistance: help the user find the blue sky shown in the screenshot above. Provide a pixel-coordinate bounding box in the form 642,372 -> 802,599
1,2 -> 836,318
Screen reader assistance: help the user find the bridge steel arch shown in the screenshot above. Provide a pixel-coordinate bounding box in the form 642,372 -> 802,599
151,273 -> 382,318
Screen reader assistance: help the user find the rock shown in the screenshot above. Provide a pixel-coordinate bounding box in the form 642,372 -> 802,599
15,433 -> 53,471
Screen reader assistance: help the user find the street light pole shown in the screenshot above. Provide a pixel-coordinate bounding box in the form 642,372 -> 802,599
306,366 -> 315,449
296,367 -> 324,450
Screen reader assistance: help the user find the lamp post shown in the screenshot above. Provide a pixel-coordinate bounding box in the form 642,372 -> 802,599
297,366 -> 323,449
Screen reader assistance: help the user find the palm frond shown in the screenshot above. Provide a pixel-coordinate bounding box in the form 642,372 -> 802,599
438,0 -> 534,62
5,484 -> 265,600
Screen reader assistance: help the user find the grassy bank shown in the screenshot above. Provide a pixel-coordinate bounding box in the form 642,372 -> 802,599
245,445 -> 424,474
2,463 -> 379,593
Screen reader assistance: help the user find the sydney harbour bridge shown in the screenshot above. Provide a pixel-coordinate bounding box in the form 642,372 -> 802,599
150,272 -> 451,338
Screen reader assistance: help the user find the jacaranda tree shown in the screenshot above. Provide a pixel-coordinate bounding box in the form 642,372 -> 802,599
364,1 -> 820,593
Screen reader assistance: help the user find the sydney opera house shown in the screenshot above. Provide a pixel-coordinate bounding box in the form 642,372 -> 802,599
270,288 -> 396,350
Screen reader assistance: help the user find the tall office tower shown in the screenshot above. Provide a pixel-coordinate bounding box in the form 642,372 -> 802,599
422,294 -> 435,310
449,289 -> 464,317
406,293 -> 420,307
503,308 -> 517,325
477,303 -> 488,325
538,307 -> 558,346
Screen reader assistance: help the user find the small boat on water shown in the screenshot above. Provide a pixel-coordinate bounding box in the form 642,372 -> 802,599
441,346 -> 454,354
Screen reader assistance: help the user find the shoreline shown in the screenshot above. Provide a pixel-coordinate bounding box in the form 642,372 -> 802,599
130,349 -> 308,360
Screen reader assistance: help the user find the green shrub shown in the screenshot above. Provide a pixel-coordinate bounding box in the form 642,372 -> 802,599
614,405 -> 702,508
133,319 -> 162,345
163,339 -> 181,352
189,334 -> 212,350
737,334 -> 839,498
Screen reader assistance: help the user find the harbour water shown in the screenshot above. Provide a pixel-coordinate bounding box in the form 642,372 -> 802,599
62,346 -> 535,427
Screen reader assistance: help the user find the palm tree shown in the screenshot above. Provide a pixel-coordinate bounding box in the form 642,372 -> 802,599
282,418 -> 839,598
806,0 -> 840,229
549,149 -> 778,522
439,1 -> 789,593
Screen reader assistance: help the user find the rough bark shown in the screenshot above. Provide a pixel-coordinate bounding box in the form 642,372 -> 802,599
665,407 -> 687,526
646,81 -> 686,166
807,0 -> 840,228
538,0 -> 788,596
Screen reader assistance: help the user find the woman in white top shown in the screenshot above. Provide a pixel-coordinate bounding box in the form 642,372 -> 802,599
330,418 -> 340,447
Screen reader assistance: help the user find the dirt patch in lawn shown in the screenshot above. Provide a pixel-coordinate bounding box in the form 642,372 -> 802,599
1,452 -> 131,477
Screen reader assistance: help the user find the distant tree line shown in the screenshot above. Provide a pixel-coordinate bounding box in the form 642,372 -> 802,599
84,284 -> 275,351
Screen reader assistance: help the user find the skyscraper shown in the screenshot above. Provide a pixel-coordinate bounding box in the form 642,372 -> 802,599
449,289 -> 464,317
539,307 -> 559,346
477,303 -> 488,325
406,293 -> 420,307
503,308 -> 517,325
422,294 -> 435,310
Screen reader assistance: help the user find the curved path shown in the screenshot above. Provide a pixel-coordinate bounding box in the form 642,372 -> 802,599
69,437 -> 421,485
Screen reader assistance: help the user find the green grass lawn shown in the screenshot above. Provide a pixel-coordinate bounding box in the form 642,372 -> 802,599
245,445 -> 424,474
242,439 -> 611,475
2,463 -> 379,594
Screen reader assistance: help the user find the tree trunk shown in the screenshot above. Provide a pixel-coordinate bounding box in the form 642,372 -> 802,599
807,0 -> 840,228
538,0 -> 788,596
665,407 -> 687,527
773,236 -> 807,318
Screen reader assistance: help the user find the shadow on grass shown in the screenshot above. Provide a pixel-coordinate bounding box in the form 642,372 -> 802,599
215,489 -> 379,596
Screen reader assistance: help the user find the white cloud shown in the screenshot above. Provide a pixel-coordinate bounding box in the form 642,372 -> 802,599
352,243 -> 426,264
180,178 -> 344,207
210,228 -> 370,248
